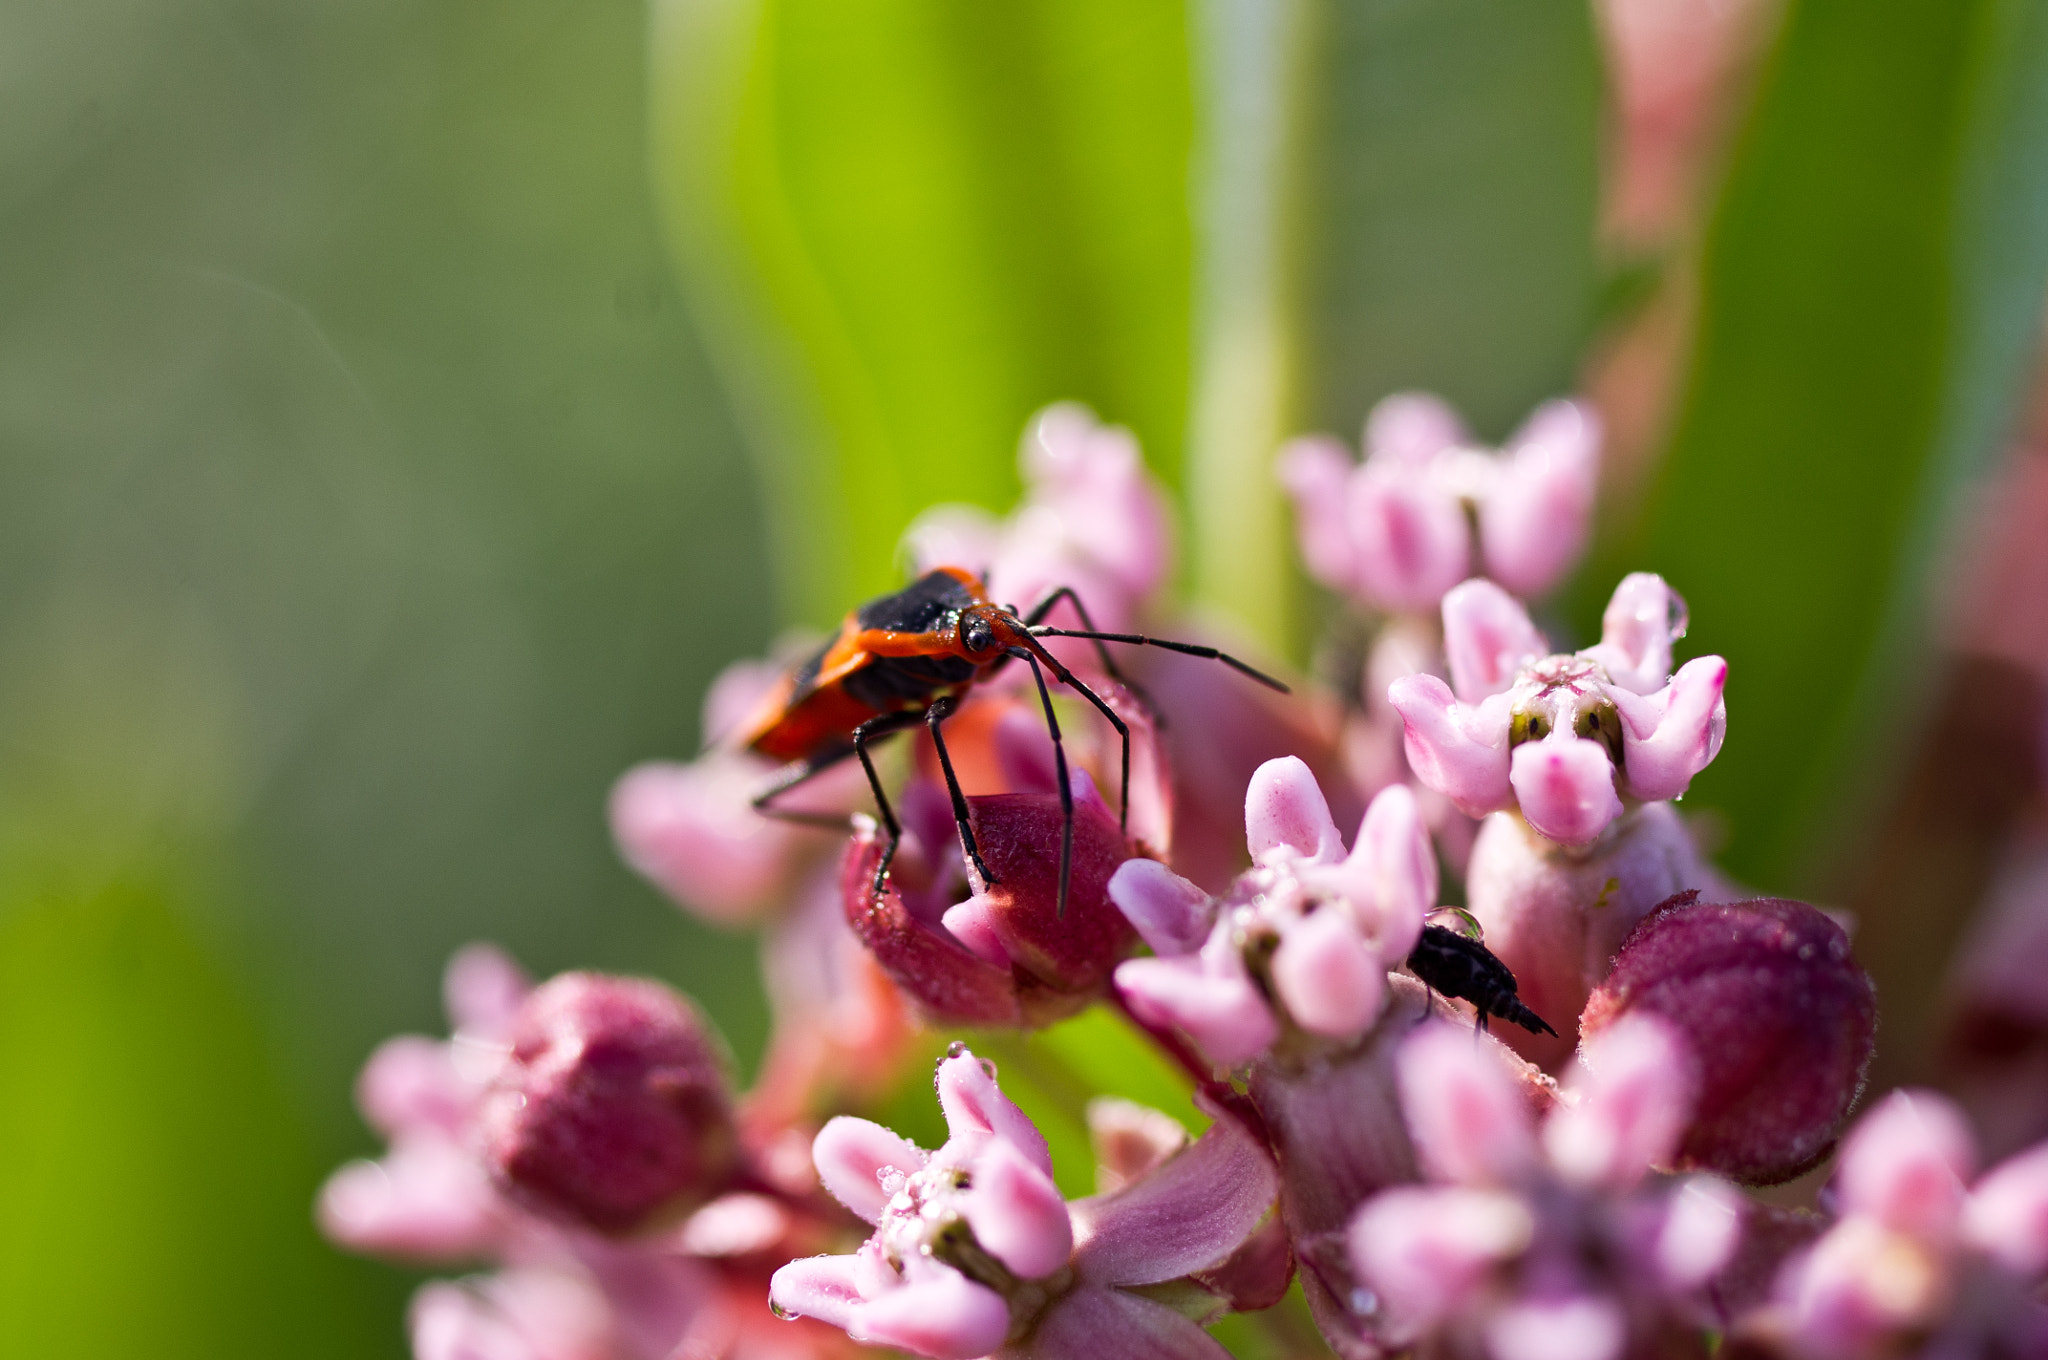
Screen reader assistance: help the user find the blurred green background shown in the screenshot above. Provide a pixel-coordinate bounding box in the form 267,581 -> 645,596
6,0 -> 2048,1354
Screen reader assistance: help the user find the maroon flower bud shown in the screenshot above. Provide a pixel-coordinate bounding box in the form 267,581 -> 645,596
1582,894 -> 1877,1185
843,783 -> 1137,1027
479,972 -> 737,1233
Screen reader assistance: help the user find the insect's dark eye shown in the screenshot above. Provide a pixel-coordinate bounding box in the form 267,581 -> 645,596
963,619 -> 994,652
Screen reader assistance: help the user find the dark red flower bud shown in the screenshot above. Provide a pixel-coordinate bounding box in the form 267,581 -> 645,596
479,972 -> 736,1233
1582,894 -> 1876,1185
843,785 -> 1137,1027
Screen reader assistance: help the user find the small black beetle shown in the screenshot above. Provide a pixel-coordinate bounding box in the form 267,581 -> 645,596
1406,923 -> 1557,1037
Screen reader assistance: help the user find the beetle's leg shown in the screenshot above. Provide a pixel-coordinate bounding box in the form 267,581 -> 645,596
926,694 -> 997,887
1012,643 -> 1136,840
851,712 -> 922,899
1012,648 -> 1075,919
752,747 -> 864,829
1022,587 -> 1145,833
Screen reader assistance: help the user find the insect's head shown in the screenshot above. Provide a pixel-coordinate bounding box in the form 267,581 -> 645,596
956,603 -> 1029,663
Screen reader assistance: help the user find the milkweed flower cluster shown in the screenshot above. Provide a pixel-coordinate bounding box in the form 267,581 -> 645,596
320,393 -> 2041,1360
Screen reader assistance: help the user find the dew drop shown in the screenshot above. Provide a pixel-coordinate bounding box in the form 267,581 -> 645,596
946,1040 -> 967,1059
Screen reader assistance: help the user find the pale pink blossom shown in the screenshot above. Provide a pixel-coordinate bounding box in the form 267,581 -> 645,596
1347,1016 -> 1745,1358
1278,394 -> 1601,612
771,1048 -> 1279,1360
1111,759 -> 1436,1065
1390,574 -> 1726,847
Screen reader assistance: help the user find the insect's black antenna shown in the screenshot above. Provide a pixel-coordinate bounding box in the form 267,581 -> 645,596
1028,627 -> 1290,694
1011,646 -> 1074,918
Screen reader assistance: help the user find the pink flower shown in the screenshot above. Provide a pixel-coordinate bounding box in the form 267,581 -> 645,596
1390,574 -> 1727,847
1758,1090 -> 2048,1360
1347,1015 -> 1745,1358
904,403 -> 1172,643
770,1047 -> 1280,1360
1110,759 -> 1436,1066
1277,394 -> 1601,612
1584,894 -> 1877,1185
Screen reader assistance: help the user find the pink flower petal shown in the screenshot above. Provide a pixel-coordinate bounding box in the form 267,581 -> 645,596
1086,1098 -> 1190,1194
939,896 -> 1014,966
317,1142 -> 502,1262
1483,1293 -> 1626,1360
1612,656 -> 1728,802
1655,1176 -> 1746,1290
1277,436 -> 1361,591
1397,1022 -> 1539,1185
1478,400 -> 1599,598
1442,579 -> 1547,703
1388,674 -> 1515,817
961,1136 -> 1075,1279
1070,1113 -> 1279,1287
1366,392 -> 1468,464
1022,1283 -> 1233,1360
1963,1141 -> 2048,1277
936,1048 -> 1054,1177
812,1116 -> 926,1225
1346,468 -> 1472,612
1345,781 -> 1435,959
1509,735 -> 1624,846
444,943 -> 533,1036
1836,1089 -> 1977,1237
1107,859 -> 1214,958
769,1253 -> 871,1333
609,757 -> 797,924
357,1035 -> 472,1140
410,1273 -> 613,1360
1588,571 -> 1684,695
1350,1186 -> 1534,1336
1544,1013 -> 1696,1189
848,1267 -> 1011,1359
1271,907 -> 1384,1039
1115,951 -> 1281,1068
1244,756 -> 1346,863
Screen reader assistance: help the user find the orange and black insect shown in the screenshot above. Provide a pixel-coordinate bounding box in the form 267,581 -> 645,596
735,567 -> 1287,915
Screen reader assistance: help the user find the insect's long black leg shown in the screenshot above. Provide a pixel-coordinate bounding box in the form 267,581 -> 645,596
926,694 -> 997,887
752,748 -> 865,830
852,712 -> 918,900
1021,587 -> 1145,832
1028,627 -> 1290,694
1027,652 -> 1133,838
1013,648 -> 1075,918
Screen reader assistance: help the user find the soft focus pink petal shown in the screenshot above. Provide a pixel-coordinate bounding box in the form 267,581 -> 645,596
1346,468 -> 1472,612
1478,401 -> 1599,598
1022,1283 -> 1234,1360
1349,1186 -> 1535,1335
1389,675 -> 1515,817
1483,1294 -> 1625,1360
1115,951 -> 1281,1068
1071,1113 -> 1280,1286
609,758 -> 797,924
848,1267 -> 1011,1359
317,1142 -> 502,1262
1963,1141 -> 2048,1276
358,1035 -> 472,1140
769,1254 -> 871,1333
1442,579 -> 1547,703
1544,1013 -> 1696,1189
1346,782 -> 1436,960
1107,859 -> 1215,957
1271,907 -> 1384,1039
1780,1217 -> 1948,1356
961,1136 -> 1075,1280
1509,735 -> 1624,846
1587,572 -> 1685,695
1836,1089 -> 1977,1238
701,656 -> 792,745
903,504 -> 1006,581
1020,404 -> 1171,602
445,943 -> 532,1036
992,705 -> 1064,796
939,895 -> 1013,966
812,1116 -> 926,1225
1277,436 -> 1360,591
1611,655 -> 1728,801
1245,755 -> 1346,863
935,1048 -> 1054,1177
1366,392 -> 1468,464
411,1273 -> 613,1360
1398,1022 -> 1540,1185
1655,1176 -> 1746,1291
675,1191 -> 791,1257
1086,1098 -> 1190,1195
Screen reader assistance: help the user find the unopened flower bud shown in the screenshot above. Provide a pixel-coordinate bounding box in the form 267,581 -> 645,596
479,972 -> 737,1233
844,778 -> 1137,1028
1581,894 -> 1877,1185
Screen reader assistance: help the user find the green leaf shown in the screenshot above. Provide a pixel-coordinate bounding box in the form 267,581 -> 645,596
650,0 -> 1195,624
1596,0 -> 2048,888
